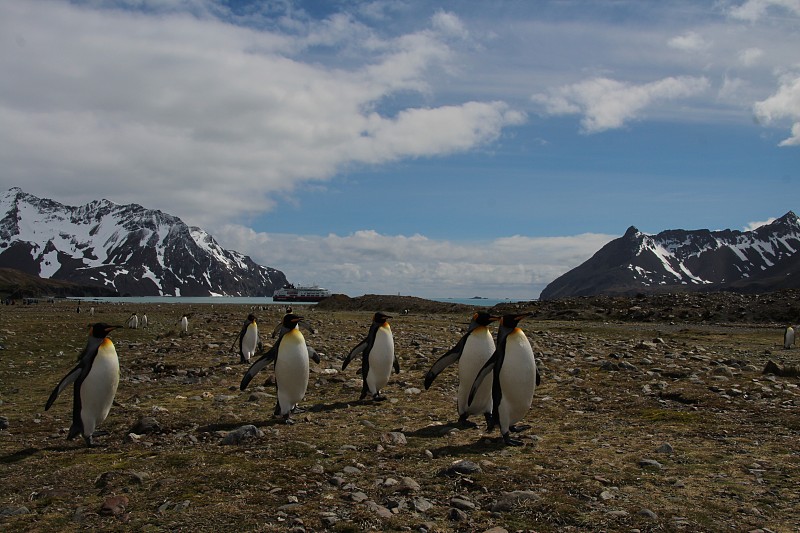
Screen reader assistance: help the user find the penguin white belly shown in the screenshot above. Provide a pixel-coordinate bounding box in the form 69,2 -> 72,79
458,329 -> 494,416
242,324 -> 259,361
180,317 -> 188,332
274,330 -> 309,415
367,327 -> 394,394
497,331 -> 536,433
785,327 -> 795,349
80,341 -> 119,436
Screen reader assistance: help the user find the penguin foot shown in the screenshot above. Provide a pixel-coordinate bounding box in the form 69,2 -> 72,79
290,405 -> 306,414
283,416 -> 295,426
372,393 -> 387,402
509,424 -> 531,433
502,433 -> 523,447
458,415 -> 478,429
484,413 -> 496,432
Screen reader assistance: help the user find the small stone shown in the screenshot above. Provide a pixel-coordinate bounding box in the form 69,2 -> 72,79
380,431 -> 407,445
656,442 -> 674,454
599,490 -> 615,501
639,458 -> 663,469
99,495 -> 129,516
396,476 -> 421,493
413,497 -> 434,513
450,497 -> 475,510
129,416 -> 161,435
449,507 -> 469,521
490,490 -> 539,512
638,508 -> 658,519
439,459 -> 482,476
350,491 -> 368,502
220,424 -> 264,445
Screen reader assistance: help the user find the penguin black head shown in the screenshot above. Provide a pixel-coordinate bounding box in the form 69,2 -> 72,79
247,314 -> 256,322
90,323 -> 122,338
373,312 -> 391,324
472,311 -> 499,327
282,313 -> 303,329
500,312 -> 533,330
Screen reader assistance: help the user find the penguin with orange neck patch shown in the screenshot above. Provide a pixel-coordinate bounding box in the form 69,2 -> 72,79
468,313 -> 539,446
342,312 -> 398,401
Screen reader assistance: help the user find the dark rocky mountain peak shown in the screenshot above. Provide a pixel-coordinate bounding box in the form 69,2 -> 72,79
0,188 -> 287,296
541,212 -> 800,300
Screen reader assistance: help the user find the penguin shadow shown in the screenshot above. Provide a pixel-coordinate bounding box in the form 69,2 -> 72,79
197,419 -> 284,433
308,400 -> 360,414
429,436 -> 506,457
0,442 -> 97,464
406,421 -> 463,439
0,446 -> 40,464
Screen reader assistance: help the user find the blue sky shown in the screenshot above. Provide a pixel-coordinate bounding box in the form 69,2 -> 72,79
1,0 -> 798,298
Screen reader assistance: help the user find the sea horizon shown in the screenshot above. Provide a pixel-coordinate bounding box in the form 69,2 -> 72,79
68,295 -> 529,307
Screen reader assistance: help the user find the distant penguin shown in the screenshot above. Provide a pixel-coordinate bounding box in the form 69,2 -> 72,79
784,325 -> 795,349
89,306 -> 94,317
141,313 -> 148,328
342,312 -> 399,401
179,314 -> 189,334
240,313 -> 314,424
234,314 -> 259,364
468,313 -> 538,446
45,323 -> 122,447
424,312 -> 499,428
127,313 -> 138,329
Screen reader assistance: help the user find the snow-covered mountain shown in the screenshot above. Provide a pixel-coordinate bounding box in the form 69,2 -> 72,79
0,188 -> 287,296
540,212 -> 800,300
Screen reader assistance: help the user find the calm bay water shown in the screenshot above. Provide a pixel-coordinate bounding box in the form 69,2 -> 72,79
70,296 -> 521,307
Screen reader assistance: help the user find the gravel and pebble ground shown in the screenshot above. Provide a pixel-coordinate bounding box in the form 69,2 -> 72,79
0,292 -> 799,532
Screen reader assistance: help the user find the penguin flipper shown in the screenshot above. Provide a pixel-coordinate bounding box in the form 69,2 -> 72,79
270,322 -> 282,339
423,335 -> 468,389
240,344 -> 278,390
467,354 -> 496,407
307,345 -> 321,364
45,365 -> 83,411
342,339 -> 367,371
393,356 -> 400,374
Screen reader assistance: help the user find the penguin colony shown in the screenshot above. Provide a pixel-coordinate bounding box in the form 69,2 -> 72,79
44,310 -> 539,447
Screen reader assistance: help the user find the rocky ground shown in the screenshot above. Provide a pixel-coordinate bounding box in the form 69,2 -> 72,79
0,293 -> 799,532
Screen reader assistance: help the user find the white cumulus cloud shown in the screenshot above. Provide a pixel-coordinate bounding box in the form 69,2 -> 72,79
0,1 -> 523,228
532,76 -> 710,133
215,225 -> 614,299
754,72 -> 800,146
668,32 -> 710,52
729,0 -> 800,22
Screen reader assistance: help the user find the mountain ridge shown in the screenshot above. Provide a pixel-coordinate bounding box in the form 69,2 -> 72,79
540,212 -> 800,300
0,188 -> 287,297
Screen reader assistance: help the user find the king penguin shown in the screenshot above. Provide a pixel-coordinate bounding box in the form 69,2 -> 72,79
234,314 -> 260,363
127,313 -> 138,329
179,314 -> 189,335
45,323 -> 122,447
424,311 -> 499,428
468,313 -> 538,446
342,312 -> 399,401
784,325 -> 795,349
240,313 -> 313,424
